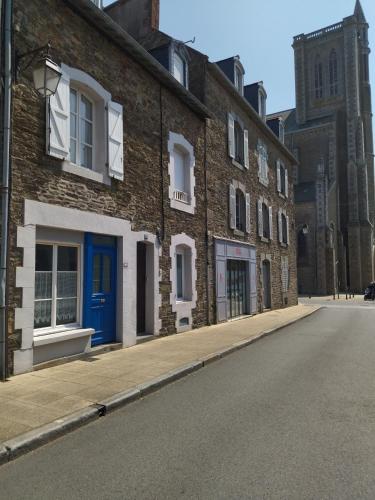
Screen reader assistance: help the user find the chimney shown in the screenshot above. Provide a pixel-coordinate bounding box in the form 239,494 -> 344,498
104,0 -> 160,41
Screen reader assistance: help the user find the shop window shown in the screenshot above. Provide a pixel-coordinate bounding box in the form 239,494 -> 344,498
34,244 -> 79,333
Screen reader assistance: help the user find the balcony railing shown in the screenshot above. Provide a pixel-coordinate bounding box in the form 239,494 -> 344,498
174,190 -> 190,204
294,22 -> 343,43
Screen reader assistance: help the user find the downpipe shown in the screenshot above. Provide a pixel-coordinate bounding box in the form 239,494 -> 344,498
0,0 -> 12,380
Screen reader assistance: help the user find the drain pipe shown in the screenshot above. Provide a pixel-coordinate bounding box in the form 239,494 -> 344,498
0,0 -> 12,381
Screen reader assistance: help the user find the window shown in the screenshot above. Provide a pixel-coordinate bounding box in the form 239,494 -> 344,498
262,203 -> 270,239
173,147 -> 189,203
279,121 -> 285,144
314,55 -> 323,99
234,65 -> 244,95
234,121 -> 244,165
172,51 -> 188,88
47,65 -> 124,182
281,256 -> 289,293
258,91 -> 267,121
363,54 -> 369,82
229,182 -> 250,233
257,140 -> 268,184
257,198 -> 272,241
277,160 -> 288,197
168,132 -> 196,214
235,189 -> 246,232
70,89 -> 94,169
228,113 -> 249,169
278,209 -> 289,245
175,245 -> 192,302
329,50 -> 338,96
34,244 -> 79,332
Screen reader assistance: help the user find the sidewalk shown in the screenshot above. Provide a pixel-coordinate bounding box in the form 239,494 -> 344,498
0,304 -> 320,459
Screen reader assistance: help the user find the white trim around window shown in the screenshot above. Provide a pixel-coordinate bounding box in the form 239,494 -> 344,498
168,132 -> 196,214
34,241 -> 82,337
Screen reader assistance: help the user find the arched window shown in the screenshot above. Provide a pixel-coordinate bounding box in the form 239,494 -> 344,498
235,189 -> 246,232
329,49 -> 338,96
314,55 -> 323,99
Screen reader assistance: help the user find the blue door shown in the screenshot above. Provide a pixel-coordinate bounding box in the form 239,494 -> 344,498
83,234 -> 117,346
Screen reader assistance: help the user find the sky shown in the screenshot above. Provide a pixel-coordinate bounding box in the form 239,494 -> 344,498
103,0 -> 375,116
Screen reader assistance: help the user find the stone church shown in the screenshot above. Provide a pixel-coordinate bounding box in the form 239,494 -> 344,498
272,1 -> 374,294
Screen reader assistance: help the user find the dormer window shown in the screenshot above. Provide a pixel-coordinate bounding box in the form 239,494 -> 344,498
234,64 -> 244,95
258,89 -> 267,121
172,49 -> 188,89
279,120 -> 285,144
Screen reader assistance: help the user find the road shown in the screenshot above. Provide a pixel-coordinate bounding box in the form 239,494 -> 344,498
2,299 -> 375,499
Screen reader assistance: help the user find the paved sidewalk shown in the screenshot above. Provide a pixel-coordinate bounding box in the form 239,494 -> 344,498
0,304 -> 319,446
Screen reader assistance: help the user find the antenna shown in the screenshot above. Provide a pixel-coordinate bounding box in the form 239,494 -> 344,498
184,37 -> 196,45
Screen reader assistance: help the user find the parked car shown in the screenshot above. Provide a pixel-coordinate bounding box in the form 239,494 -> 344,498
364,282 -> 375,300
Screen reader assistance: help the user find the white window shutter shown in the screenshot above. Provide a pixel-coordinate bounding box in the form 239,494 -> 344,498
229,184 -> 236,229
269,206 -> 273,240
276,160 -> 281,192
285,168 -> 289,198
244,129 -> 249,169
228,113 -> 235,159
257,142 -> 262,178
245,193 -> 251,233
286,215 -> 290,245
278,210 -> 283,243
257,199 -> 263,237
47,71 -> 70,159
107,101 -> 124,180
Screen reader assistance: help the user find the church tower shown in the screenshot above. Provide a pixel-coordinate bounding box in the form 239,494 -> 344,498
284,1 -> 374,293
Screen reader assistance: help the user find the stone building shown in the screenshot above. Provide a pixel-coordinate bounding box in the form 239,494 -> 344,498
0,0 -> 298,377
271,0 -> 374,294
106,0 -> 298,322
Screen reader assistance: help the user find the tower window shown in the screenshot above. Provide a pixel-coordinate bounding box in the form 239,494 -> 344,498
314,55 -> 323,99
329,50 -> 338,96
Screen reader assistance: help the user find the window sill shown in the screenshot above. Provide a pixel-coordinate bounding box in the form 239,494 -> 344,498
260,236 -> 270,243
278,192 -> 286,199
170,198 -> 195,215
61,161 -> 111,186
280,242 -> 288,248
233,229 -> 245,237
232,159 -> 245,171
34,328 -> 94,347
259,177 -> 269,187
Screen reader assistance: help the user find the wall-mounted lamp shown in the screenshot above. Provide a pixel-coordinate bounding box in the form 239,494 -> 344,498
16,42 -> 62,98
302,224 -> 309,235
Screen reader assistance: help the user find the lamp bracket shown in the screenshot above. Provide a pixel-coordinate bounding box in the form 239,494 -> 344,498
15,41 -> 52,77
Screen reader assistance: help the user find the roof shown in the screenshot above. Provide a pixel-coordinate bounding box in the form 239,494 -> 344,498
64,0 -> 212,120
354,0 -> 366,23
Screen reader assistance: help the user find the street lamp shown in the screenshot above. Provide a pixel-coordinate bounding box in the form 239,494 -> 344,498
16,42 -> 62,98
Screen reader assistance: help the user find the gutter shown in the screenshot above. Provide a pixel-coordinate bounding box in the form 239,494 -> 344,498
64,0 -> 212,121
0,0 -> 11,380
208,62 -> 298,165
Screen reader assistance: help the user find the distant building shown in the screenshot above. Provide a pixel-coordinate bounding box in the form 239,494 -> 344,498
272,0 -> 374,294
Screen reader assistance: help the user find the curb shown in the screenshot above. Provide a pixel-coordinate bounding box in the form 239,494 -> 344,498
0,306 -> 321,465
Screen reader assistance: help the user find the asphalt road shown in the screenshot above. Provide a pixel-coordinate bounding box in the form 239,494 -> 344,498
2,302 -> 375,499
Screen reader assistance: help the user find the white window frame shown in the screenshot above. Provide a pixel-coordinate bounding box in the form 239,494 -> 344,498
234,64 -> 244,96
257,140 -> 269,186
168,132 -> 196,214
258,89 -> 267,121
34,242 -> 82,337
69,88 -> 95,170
171,48 -> 189,89
176,248 -> 186,301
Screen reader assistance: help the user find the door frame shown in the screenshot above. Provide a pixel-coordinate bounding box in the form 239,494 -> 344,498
261,256 -> 272,310
83,233 -> 117,345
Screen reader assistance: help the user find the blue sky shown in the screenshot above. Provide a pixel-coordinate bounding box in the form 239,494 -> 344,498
103,0 -> 374,116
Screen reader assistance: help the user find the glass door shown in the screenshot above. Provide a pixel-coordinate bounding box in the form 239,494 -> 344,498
227,260 -> 248,319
